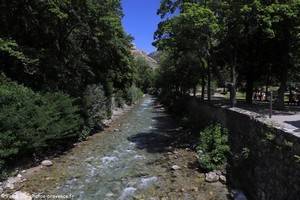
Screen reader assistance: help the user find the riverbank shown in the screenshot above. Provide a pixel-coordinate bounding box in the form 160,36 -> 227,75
1,97 -> 230,200
0,100 -> 135,198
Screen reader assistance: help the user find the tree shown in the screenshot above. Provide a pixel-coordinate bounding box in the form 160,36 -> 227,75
154,2 -> 219,100
0,0 -> 134,97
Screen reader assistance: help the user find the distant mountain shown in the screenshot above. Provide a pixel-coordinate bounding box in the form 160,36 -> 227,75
131,46 -> 158,69
148,51 -> 161,63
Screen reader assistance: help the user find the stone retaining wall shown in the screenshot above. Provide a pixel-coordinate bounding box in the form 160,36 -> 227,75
186,98 -> 300,200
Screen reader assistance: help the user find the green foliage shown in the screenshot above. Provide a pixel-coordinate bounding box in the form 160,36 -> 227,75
196,123 -> 230,171
0,0 -> 134,96
0,38 -> 38,66
126,85 -> 144,105
154,2 -> 219,99
133,57 -> 155,93
79,126 -> 91,142
155,0 -> 300,107
115,90 -> 126,108
83,84 -> 110,130
0,0 -> 151,179
0,81 -> 82,167
265,132 -> 276,141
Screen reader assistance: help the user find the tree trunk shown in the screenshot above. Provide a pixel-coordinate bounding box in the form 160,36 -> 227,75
246,77 -> 253,104
230,65 -> 237,107
193,86 -> 197,97
277,68 -> 287,109
201,76 -> 205,100
207,65 -> 211,102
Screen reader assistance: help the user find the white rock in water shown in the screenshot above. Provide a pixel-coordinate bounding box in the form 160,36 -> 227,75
232,190 -> 248,200
105,193 -> 114,197
139,177 -> 158,189
205,172 -> 219,183
11,191 -> 32,200
119,187 -> 137,200
41,160 -> 53,167
17,174 -> 22,178
171,165 -> 181,170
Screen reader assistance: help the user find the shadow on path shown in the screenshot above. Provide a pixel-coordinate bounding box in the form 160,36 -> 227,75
285,120 -> 300,129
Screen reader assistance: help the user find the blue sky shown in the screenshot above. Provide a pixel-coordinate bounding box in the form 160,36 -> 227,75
121,0 -> 161,53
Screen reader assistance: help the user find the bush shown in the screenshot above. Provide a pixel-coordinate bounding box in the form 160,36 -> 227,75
0,81 -> 82,169
78,126 -> 91,142
114,90 -> 126,108
83,84 -> 111,130
196,123 -> 230,171
126,85 -> 143,105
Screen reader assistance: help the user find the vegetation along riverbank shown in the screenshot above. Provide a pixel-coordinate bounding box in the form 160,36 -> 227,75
1,0 -> 300,199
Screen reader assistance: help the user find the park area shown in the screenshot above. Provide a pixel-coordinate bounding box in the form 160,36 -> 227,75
212,85 -> 300,136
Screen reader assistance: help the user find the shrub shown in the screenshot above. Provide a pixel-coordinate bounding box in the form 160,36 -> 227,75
83,84 -> 111,130
126,85 -> 143,105
0,81 -> 82,170
196,123 -> 230,171
78,126 -> 91,142
114,90 -> 126,108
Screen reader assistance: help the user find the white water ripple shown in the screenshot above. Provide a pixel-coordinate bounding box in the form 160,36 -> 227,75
138,177 -> 158,189
119,187 -> 137,200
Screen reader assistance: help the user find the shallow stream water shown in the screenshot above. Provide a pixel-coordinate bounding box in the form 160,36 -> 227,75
24,97 -> 229,200
56,97 -> 174,199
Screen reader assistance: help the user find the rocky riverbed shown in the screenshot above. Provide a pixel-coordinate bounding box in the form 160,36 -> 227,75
2,97 -> 231,200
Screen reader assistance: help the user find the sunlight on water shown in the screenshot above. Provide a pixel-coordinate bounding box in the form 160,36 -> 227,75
119,187 -> 137,200
138,177 -> 158,189
55,97 -> 164,199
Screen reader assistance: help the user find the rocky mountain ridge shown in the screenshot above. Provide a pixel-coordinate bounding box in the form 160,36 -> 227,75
131,46 -> 158,69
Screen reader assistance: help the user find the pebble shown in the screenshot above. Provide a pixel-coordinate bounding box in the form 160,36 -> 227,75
1,194 -> 9,199
114,129 -> 120,132
17,174 -> 22,178
205,171 -> 219,183
171,165 -> 181,170
219,175 -> 227,184
20,178 -> 27,183
21,170 -> 26,173
105,193 -> 114,197
41,160 -> 53,167
4,182 -> 15,190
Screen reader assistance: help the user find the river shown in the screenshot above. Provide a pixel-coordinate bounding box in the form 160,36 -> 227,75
20,97 -> 229,199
